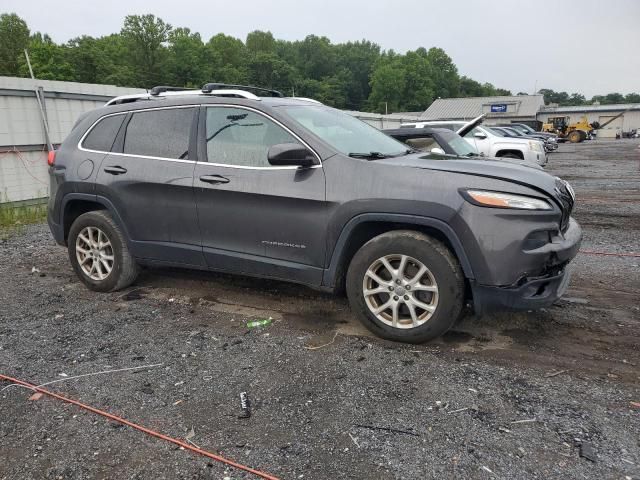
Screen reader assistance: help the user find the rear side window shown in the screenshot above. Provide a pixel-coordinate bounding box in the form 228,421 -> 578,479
123,108 -> 194,159
82,114 -> 125,152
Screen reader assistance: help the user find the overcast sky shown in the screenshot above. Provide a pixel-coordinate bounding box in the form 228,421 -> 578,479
4,0 -> 639,97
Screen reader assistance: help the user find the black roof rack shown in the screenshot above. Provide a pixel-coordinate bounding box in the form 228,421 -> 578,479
201,83 -> 284,98
149,86 -> 199,96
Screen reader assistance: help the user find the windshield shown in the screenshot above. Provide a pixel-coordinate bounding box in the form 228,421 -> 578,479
488,127 -> 508,137
281,105 -> 409,156
439,130 -> 478,156
518,124 -> 536,133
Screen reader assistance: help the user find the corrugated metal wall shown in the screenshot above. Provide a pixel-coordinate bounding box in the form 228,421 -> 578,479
537,109 -> 640,137
0,76 -> 144,204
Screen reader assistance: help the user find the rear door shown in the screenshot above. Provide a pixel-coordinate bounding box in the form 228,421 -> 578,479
193,105 -> 327,285
94,106 -> 204,266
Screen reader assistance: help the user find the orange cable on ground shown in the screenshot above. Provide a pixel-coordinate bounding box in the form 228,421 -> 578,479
579,250 -> 640,258
0,373 -> 280,480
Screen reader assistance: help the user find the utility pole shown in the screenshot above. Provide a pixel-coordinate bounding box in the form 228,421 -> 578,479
24,49 -> 53,152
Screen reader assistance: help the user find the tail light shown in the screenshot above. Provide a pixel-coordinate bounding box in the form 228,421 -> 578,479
47,150 -> 56,166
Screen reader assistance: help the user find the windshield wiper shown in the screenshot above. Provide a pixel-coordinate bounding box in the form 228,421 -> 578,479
348,151 -> 390,159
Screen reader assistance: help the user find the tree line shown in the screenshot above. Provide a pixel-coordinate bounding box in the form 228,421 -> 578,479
0,13 -> 637,113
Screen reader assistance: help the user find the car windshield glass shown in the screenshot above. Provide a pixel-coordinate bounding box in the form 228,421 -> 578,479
281,105 -> 409,156
488,127 -> 507,137
439,131 -> 479,156
518,125 -> 535,133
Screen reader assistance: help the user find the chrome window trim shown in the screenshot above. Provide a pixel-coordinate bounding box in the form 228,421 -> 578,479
77,104 -> 323,170
77,105 -> 198,163
202,104 -> 323,170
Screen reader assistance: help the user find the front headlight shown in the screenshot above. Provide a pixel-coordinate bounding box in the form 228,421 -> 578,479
528,141 -> 543,152
465,190 -> 553,210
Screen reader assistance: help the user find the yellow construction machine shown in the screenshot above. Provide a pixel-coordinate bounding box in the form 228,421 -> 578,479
542,108 -> 630,143
542,116 -> 596,143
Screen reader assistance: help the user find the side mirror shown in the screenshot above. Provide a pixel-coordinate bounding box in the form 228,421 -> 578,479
474,132 -> 487,139
430,147 -> 445,155
268,143 -> 316,167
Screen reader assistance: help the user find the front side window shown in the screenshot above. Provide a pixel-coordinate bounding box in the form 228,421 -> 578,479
206,107 -> 300,167
82,114 -> 126,152
281,105 -> 408,156
123,108 -> 194,159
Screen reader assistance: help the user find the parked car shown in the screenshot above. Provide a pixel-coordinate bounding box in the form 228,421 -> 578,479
491,125 -> 558,152
402,117 -> 548,166
48,84 -> 581,343
383,127 -> 544,170
382,127 -> 479,156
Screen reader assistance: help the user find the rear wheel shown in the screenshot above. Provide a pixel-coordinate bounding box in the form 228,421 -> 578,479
346,231 -> 465,343
500,153 -> 522,159
67,211 -> 139,292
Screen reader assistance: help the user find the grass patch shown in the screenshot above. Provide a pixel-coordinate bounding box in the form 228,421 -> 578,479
0,202 -> 48,238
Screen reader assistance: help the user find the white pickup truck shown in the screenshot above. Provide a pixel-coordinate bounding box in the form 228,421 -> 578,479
401,116 -> 548,166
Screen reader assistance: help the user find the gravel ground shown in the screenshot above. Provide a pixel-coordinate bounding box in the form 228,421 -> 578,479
1,139 -> 639,480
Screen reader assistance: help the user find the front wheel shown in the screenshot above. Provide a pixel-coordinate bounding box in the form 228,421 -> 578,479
346,231 -> 465,343
67,210 -> 139,292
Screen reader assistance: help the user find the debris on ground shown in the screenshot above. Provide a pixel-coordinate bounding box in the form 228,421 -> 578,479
239,391 -> 251,418
246,317 -> 272,329
579,442 -> 598,462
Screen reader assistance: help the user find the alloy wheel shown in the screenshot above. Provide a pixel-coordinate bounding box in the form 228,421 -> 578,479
75,226 -> 114,281
362,254 -> 439,329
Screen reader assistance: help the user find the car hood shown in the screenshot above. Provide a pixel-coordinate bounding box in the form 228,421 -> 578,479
377,153 -> 558,198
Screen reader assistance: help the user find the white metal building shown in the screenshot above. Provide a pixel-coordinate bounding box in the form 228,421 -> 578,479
0,76 -> 143,204
419,95 -> 545,123
537,104 -> 640,138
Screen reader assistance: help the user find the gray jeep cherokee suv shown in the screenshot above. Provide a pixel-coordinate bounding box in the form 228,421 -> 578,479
47,84 -> 582,343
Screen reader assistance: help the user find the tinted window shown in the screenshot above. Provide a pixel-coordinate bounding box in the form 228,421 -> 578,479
82,114 -> 125,151
123,108 -> 194,159
206,107 -> 300,167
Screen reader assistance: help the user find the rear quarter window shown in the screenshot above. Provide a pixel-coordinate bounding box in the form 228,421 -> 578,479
82,114 -> 126,152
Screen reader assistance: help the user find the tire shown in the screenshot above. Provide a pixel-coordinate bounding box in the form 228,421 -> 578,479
346,230 -> 465,343
567,130 -> 582,143
500,153 -> 521,159
67,210 -> 139,292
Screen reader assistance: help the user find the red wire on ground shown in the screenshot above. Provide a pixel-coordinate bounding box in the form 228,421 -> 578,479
579,250 -> 640,258
0,373 -> 281,480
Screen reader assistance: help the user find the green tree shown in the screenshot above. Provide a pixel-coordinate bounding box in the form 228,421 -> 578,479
335,40 -> 380,109
625,93 -> 640,103
368,57 -> 407,113
603,92 -> 625,104
246,30 -> 276,54
167,27 -> 206,87
19,33 -> 74,80
296,35 -> 336,80
121,14 -> 172,87
425,47 -> 459,98
459,76 -> 485,97
205,33 -> 249,84
0,13 -> 30,76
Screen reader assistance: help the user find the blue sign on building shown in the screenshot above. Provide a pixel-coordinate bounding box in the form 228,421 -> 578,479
491,104 -> 508,113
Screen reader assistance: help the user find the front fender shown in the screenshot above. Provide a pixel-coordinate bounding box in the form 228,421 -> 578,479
322,213 -> 475,288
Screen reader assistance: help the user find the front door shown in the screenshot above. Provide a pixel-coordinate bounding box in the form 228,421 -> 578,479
95,106 -> 204,266
193,105 -> 327,285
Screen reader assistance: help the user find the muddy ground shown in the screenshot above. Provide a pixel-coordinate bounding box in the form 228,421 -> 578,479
1,139 -> 639,479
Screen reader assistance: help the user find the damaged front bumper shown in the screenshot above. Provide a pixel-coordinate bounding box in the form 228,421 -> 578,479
470,217 -> 582,313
